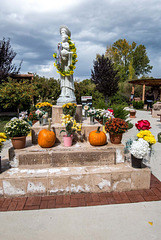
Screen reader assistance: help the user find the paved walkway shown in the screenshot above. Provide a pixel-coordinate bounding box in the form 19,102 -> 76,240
0,110 -> 161,239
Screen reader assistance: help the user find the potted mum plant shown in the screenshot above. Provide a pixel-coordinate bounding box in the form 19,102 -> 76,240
28,110 -> 39,125
60,114 -> 81,147
4,118 -> 31,149
105,118 -> 129,144
130,138 -> 150,168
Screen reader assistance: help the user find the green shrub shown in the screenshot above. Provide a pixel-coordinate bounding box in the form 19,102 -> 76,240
108,93 -> 129,107
93,98 -> 108,109
132,100 -> 144,109
112,104 -> 129,120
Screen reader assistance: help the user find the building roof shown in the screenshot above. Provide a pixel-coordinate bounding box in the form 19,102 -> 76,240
128,78 -> 161,86
11,73 -> 34,80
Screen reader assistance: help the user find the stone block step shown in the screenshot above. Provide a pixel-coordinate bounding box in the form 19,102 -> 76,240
9,142 -> 125,168
0,163 -> 151,197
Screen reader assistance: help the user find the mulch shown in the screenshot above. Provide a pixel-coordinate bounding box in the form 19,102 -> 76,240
0,174 -> 161,212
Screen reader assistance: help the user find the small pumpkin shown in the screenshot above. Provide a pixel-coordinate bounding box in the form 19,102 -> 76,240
89,126 -> 107,146
38,119 -> 56,148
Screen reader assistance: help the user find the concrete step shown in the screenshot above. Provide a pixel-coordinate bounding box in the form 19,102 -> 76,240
0,163 -> 151,197
9,142 -> 125,168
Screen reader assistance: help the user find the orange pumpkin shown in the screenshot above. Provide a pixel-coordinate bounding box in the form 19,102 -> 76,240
89,126 -> 107,146
38,119 -> 56,148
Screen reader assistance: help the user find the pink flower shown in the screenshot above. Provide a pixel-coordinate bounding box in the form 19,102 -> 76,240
135,120 -> 151,130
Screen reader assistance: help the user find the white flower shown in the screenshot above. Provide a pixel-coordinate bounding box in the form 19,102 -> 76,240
130,138 -> 150,159
84,105 -> 89,111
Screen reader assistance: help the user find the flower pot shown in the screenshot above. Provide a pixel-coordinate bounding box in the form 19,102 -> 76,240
63,135 -> 73,147
131,154 -> 142,168
109,133 -> 122,144
32,120 -> 38,125
129,110 -> 136,118
11,136 -> 26,149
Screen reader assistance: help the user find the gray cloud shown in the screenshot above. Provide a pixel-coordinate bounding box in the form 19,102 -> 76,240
0,0 -> 161,79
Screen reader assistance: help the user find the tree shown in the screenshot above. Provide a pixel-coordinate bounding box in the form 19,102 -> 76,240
0,38 -> 22,82
105,39 -> 153,81
91,55 -> 119,100
74,79 -> 106,108
132,44 -> 153,76
0,78 -> 37,113
32,75 -> 61,104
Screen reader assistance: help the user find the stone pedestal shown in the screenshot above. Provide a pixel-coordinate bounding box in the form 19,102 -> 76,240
129,109 -> 136,118
152,102 -> 161,118
52,104 -> 82,123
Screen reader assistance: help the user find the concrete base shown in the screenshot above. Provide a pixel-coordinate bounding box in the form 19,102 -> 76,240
52,105 -> 82,124
0,140 -> 151,197
0,163 -> 151,197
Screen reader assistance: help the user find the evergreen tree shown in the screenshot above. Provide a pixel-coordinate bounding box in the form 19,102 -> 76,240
91,55 -> 119,100
0,38 -> 22,82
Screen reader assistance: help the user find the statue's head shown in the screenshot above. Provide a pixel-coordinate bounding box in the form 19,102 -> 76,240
60,25 -> 71,42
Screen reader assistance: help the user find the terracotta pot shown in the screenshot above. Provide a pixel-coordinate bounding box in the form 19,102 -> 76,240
129,110 -> 136,118
109,133 -> 122,144
11,136 -> 26,149
131,154 -> 142,168
63,135 -> 73,147
32,120 -> 38,125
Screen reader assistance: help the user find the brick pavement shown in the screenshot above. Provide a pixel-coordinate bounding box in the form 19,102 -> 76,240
0,174 -> 161,212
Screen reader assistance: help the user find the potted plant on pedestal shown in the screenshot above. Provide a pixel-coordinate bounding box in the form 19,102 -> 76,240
35,102 -> 53,125
105,118 -> 129,144
60,114 -> 82,147
62,103 -> 77,117
4,118 -> 31,149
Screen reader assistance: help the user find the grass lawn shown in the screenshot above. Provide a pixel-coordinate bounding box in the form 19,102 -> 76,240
0,116 -> 13,132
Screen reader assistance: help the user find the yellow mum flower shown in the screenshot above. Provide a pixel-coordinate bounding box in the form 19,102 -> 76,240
0,132 -> 7,139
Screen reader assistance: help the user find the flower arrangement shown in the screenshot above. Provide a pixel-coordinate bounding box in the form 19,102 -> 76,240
35,109 -> 45,118
19,111 -> 28,121
53,36 -> 78,77
87,108 -> 96,117
105,118 -> 129,134
94,109 -> 114,125
36,102 -> 52,112
60,114 -> 81,137
137,130 -> 156,145
94,109 -> 104,124
130,138 -> 150,159
62,103 -> 77,116
4,118 -> 31,138
128,120 -> 156,161
28,111 -> 39,121
135,120 -> 151,130
0,132 -> 7,153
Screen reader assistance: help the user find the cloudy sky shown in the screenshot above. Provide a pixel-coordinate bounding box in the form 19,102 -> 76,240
0,0 -> 161,81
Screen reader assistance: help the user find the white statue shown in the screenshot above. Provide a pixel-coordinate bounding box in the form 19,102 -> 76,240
56,25 -> 76,105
